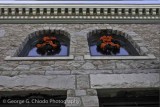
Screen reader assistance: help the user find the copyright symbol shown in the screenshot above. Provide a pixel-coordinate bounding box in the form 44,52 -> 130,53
3,99 -> 6,103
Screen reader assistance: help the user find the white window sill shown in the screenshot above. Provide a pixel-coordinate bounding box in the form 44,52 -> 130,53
84,54 -> 156,60
5,55 -> 74,61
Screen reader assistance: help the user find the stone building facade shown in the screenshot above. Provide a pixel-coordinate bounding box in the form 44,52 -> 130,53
0,24 -> 159,106
0,1 -> 160,107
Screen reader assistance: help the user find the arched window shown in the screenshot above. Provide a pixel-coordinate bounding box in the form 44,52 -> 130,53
87,29 -> 139,56
18,29 -> 70,57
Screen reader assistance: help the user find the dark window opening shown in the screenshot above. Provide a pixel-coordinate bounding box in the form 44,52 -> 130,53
98,89 -> 159,107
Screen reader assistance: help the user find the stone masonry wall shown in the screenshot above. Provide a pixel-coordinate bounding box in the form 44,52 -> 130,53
0,24 -> 159,75
0,24 -> 159,107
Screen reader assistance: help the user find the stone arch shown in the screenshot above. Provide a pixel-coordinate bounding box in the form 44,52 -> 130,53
86,27 -> 140,56
87,27 -> 127,45
15,27 -> 71,57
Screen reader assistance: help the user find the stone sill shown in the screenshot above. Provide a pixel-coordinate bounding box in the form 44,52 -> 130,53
84,54 -> 156,60
5,55 -> 74,61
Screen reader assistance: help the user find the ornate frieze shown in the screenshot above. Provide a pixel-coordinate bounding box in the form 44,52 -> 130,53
0,5 -> 159,23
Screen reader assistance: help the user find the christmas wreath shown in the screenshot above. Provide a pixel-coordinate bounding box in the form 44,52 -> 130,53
36,35 -> 61,55
97,35 -> 121,54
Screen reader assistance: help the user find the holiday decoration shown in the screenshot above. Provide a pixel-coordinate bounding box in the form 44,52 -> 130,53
36,35 -> 61,55
97,35 -> 121,54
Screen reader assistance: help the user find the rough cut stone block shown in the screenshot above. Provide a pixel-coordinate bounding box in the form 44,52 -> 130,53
0,65 -> 13,71
19,70 -> 45,75
14,65 -> 30,71
116,63 -> 130,69
19,61 -> 34,65
55,61 -> 68,66
87,89 -> 97,96
114,69 -> 159,74
67,89 -> 76,97
43,26 -> 50,30
70,48 -> 75,53
75,90 -> 87,96
65,97 -> 82,107
0,71 -> 2,75
68,61 -> 82,68
76,75 -> 90,89
90,73 -> 159,88
75,56 -> 84,61
11,71 -> 20,76
113,69 -> 136,74
50,26 -> 57,29
81,96 -> 99,107
1,71 -> 12,76
0,75 -> 75,90
140,47 -> 149,55
124,33 -> 129,39
127,31 -> 138,36
131,37 -> 143,42
81,62 -> 96,70
45,70 -> 70,75
98,63 -> 115,69
0,29 -> 5,37
136,43 -> 145,47
71,70 -> 113,75
147,54 -> 156,59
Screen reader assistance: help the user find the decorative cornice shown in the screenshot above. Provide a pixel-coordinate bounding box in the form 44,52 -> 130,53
0,4 -> 159,23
